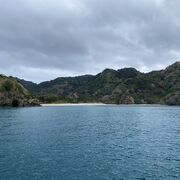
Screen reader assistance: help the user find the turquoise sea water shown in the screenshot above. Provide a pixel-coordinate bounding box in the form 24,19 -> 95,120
0,105 -> 180,180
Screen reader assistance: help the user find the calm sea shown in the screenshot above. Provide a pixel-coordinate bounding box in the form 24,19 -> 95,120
0,105 -> 180,180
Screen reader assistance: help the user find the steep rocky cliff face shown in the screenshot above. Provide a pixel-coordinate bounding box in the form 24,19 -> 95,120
0,75 -> 40,107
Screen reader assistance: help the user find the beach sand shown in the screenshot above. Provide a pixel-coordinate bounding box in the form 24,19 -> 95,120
41,103 -> 106,107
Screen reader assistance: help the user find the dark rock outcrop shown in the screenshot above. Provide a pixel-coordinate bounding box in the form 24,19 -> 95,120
165,92 -> 180,105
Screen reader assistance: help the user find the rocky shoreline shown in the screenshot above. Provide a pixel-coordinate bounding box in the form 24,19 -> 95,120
0,92 -> 40,107
0,75 -> 40,107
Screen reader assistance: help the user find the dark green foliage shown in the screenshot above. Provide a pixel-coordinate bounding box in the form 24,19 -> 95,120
37,93 -> 60,103
1,80 -> 13,92
16,78 -> 38,92
17,62 -> 180,105
118,68 -> 140,79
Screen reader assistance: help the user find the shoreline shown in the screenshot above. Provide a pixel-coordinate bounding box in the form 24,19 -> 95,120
40,103 -> 171,107
41,103 -> 106,106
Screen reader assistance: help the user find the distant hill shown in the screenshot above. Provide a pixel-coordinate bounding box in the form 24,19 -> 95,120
0,75 -> 39,106
16,62 -> 180,105
15,78 -> 38,93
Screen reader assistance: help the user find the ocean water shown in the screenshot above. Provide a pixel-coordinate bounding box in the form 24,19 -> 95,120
0,105 -> 180,180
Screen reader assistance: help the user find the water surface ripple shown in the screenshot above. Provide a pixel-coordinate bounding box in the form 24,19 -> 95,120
0,105 -> 180,180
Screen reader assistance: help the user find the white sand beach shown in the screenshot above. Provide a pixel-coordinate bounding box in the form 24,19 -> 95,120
41,103 -> 106,107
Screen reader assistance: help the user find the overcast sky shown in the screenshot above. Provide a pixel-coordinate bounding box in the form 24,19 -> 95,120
0,0 -> 179,82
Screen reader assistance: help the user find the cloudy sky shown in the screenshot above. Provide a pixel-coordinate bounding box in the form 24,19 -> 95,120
0,0 -> 179,82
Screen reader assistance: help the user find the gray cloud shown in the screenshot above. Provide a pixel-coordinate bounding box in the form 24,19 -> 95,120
0,0 -> 179,82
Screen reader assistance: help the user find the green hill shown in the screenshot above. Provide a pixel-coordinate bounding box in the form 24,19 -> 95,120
16,62 -> 180,105
0,75 -> 39,107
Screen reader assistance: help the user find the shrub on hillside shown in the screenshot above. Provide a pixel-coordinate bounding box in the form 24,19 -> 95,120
0,80 -> 14,92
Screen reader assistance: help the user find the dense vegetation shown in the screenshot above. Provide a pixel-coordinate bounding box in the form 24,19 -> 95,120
0,75 -> 39,106
17,62 -> 180,105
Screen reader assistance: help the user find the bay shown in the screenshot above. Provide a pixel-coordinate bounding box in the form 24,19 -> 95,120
0,105 -> 180,180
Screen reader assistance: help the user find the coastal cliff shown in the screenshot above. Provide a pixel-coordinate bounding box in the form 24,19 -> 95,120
0,75 -> 40,107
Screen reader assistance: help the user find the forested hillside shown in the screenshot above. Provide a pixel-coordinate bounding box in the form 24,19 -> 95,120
16,62 -> 180,105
